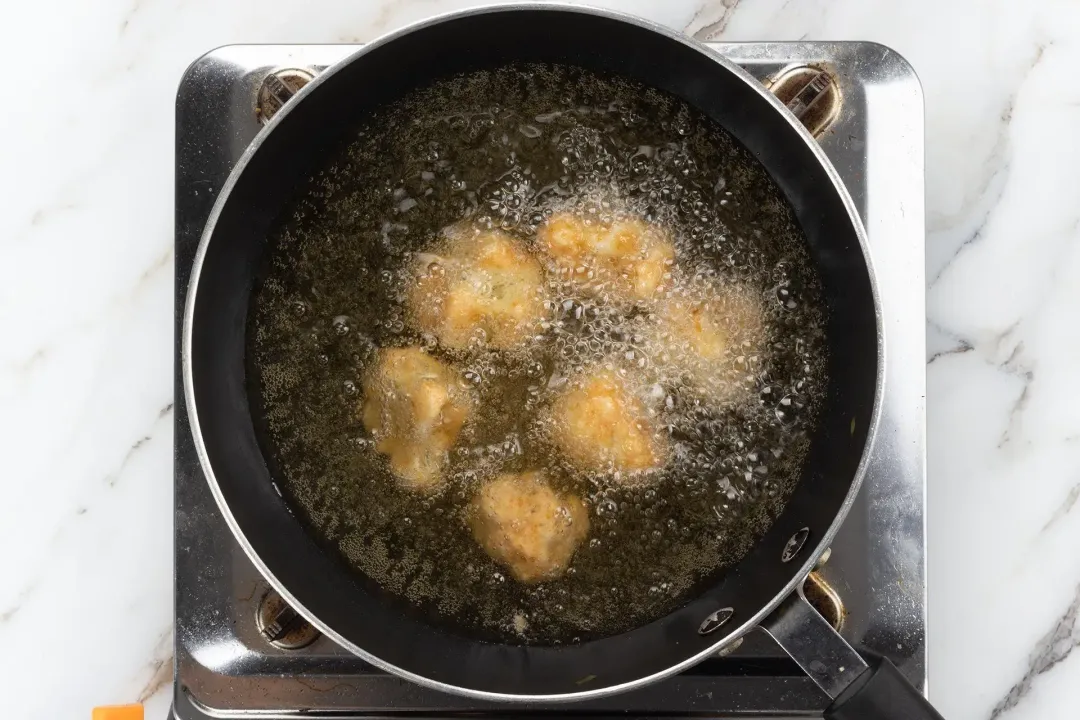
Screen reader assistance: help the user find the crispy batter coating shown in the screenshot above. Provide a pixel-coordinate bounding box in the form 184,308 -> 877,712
537,213 -> 675,302
651,279 -> 766,404
550,368 -> 666,476
361,347 -> 471,491
409,226 -> 548,351
469,471 -> 589,583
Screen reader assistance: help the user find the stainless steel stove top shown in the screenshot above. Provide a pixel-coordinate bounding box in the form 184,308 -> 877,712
172,41 -> 925,719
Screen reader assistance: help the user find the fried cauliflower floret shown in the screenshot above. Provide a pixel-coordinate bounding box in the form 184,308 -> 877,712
360,347 -> 471,491
550,368 -> 666,476
469,471 -> 589,584
652,278 -> 767,404
537,212 -> 675,302
408,226 -> 548,351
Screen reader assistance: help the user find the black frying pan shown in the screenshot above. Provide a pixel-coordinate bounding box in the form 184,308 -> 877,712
182,6 -> 942,719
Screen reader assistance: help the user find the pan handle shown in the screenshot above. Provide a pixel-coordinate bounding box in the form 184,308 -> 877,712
760,586 -> 946,720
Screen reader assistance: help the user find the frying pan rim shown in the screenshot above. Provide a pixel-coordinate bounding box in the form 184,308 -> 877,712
181,2 -> 885,702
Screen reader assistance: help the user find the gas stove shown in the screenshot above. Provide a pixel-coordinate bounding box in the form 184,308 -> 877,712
172,41 -> 925,719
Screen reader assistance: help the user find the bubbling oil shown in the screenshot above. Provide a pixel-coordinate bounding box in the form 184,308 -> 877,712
250,64 -> 827,644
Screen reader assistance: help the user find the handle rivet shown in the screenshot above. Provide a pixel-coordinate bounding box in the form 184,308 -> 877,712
782,527 -> 810,563
698,607 -> 735,635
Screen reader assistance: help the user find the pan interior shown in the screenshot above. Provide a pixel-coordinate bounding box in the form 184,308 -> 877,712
247,63 -> 828,645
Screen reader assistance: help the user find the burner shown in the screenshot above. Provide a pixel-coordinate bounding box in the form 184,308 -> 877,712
173,42 -> 925,719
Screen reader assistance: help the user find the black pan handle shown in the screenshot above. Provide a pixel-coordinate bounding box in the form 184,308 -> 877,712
760,586 -> 945,720
824,653 -> 945,720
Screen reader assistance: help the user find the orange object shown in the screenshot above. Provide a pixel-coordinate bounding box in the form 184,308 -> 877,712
92,705 -> 143,720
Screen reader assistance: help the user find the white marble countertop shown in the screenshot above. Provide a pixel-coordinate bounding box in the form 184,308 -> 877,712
3,0 -> 1079,718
